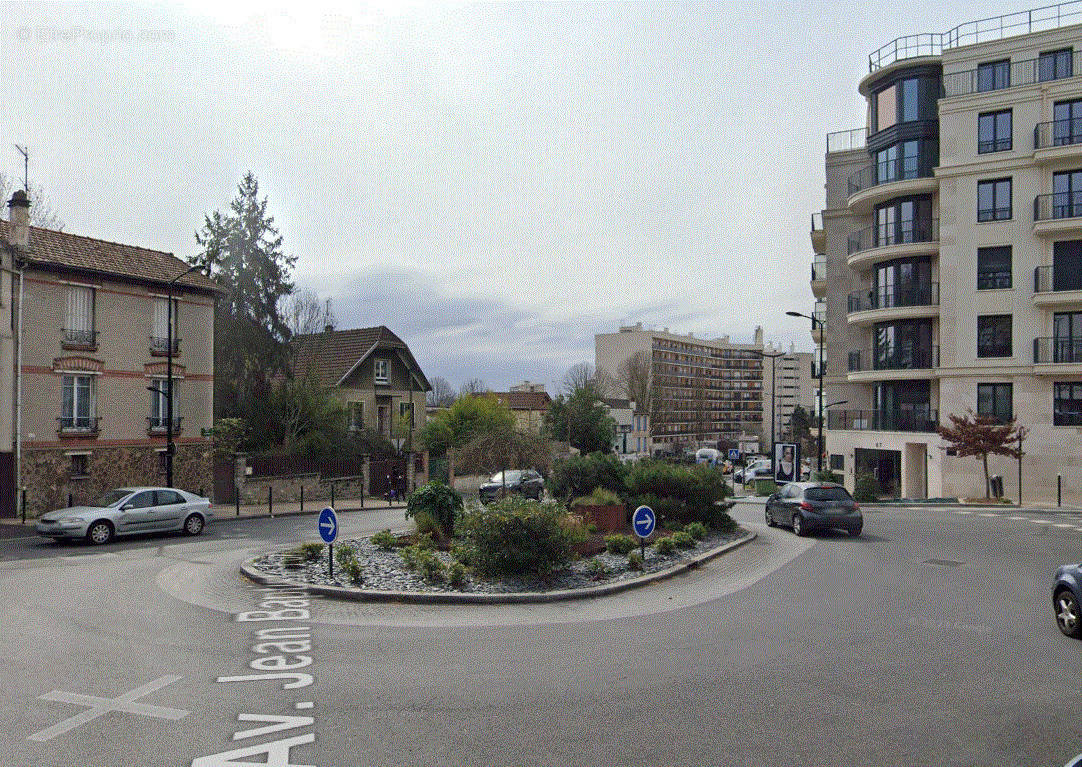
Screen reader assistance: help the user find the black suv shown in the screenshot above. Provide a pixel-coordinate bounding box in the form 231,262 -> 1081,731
478,470 -> 545,503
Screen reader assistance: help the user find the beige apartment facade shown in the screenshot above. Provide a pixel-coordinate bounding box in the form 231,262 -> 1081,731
2,192 -> 218,515
595,324 -> 767,454
811,5 -> 1082,502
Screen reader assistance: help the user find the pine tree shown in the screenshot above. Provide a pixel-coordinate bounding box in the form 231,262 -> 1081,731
193,172 -> 296,417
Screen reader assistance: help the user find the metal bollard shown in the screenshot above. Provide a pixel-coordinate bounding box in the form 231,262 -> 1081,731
68,492 -> 73,508
1059,474 -> 1063,507
21,488 -> 26,523
269,486 -> 274,517
330,483 -> 335,509
300,485 -> 304,514
235,491 -> 240,517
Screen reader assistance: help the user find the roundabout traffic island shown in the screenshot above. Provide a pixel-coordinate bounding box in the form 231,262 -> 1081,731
242,524 -> 756,604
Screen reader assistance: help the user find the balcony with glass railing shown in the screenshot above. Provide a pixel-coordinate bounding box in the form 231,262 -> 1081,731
848,345 -> 940,373
826,127 -> 867,154
828,408 -> 939,433
811,212 -> 825,254
1034,192 -> 1082,236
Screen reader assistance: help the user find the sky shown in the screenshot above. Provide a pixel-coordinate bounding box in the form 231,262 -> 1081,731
0,0 -> 1048,394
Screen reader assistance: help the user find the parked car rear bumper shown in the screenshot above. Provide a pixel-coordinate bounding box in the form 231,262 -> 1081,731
797,510 -> 862,533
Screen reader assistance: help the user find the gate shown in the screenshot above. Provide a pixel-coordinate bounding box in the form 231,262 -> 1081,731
369,456 -> 408,497
212,457 -> 235,505
0,452 -> 13,517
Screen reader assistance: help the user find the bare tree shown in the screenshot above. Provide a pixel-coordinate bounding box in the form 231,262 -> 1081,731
616,350 -> 651,410
459,378 -> 488,396
0,172 -> 64,230
563,361 -> 615,398
427,376 -> 456,408
282,289 -> 335,337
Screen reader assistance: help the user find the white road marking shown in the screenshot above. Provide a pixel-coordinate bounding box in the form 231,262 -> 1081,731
61,553 -> 120,561
1032,520 -> 1052,525
956,511 -> 974,515
978,513 -> 1000,517
295,701 -> 313,709
1008,516 -> 1026,521
1053,523 -> 1075,529
28,675 -> 188,742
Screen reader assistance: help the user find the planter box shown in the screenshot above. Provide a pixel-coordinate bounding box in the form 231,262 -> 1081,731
576,504 -> 626,533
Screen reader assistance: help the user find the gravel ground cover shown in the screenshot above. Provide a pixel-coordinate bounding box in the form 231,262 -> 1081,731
250,528 -> 747,594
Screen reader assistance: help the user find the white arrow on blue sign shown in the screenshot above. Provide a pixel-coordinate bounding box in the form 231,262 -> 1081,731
318,507 -> 338,544
632,505 -> 656,539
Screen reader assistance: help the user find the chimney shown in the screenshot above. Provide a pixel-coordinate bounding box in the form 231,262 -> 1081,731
6,190 -> 29,250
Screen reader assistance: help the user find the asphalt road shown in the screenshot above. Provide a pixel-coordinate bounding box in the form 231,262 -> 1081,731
1,500 -> 1080,766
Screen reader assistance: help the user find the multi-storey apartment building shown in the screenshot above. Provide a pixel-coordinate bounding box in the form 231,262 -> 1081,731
810,3 -> 1082,502
2,191 -> 219,516
762,345 -> 815,444
595,324 -> 766,453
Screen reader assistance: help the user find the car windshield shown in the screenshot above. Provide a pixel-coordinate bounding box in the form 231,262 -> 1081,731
805,487 -> 853,502
88,489 -> 133,507
489,471 -> 523,483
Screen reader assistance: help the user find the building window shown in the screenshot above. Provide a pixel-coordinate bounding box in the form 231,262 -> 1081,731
149,379 -> 178,430
1039,48 -> 1073,82
64,285 -> 96,348
830,454 -> 844,472
399,401 -> 414,426
977,246 -> 1012,289
977,178 -> 1012,222
978,110 -> 1012,153
1054,312 -> 1082,363
151,297 -> 178,355
348,402 -> 364,431
1052,170 -> 1082,219
1053,99 -> 1082,146
875,197 -> 933,247
1053,240 -> 1082,291
977,59 -> 1011,92
977,314 -> 1012,358
977,383 -> 1013,423
69,453 -> 90,478
1055,382 -> 1082,425
374,359 -> 389,384
61,374 -> 95,430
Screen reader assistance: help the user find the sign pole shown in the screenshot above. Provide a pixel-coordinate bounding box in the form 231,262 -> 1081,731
328,542 -> 333,580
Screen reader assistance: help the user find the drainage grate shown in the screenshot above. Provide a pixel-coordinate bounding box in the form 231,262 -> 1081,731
924,558 -> 965,567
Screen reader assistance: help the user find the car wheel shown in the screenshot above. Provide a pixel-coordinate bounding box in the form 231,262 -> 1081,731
792,513 -> 806,537
848,524 -> 862,537
86,520 -> 113,545
183,513 -> 205,536
1055,588 -> 1082,639
765,507 -> 776,527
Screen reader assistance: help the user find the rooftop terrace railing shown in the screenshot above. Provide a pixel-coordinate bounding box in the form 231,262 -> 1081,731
868,1 -> 1082,72
944,53 -> 1082,97
827,127 -> 867,154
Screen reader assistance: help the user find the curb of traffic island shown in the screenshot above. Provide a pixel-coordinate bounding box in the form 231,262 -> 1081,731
239,529 -> 758,605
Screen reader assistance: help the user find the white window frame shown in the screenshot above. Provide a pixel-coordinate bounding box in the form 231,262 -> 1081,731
348,401 -> 364,431
374,358 -> 389,385
65,285 -> 96,345
149,378 -> 179,429
61,374 -> 95,429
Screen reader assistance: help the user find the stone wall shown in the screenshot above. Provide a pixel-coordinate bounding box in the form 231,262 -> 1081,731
22,443 -> 212,517
236,474 -> 367,505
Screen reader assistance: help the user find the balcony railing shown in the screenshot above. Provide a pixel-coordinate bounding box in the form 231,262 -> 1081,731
944,51 -> 1082,97
848,345 -> 940,372
58,416 -> 100,435
848,218 -> 939,255
62,329 -> 98,349
811,212 -> 823,232
827,127 -> 866,154
149,336 -> 181,356
848,282 -> 939,313
869,2 -> 1082,72
1035,118 -> 1082,149
847,157 -> 934,196
1034,265 -> 1082,292
1034,192 -> 1082,222
1034,337 -> 1082,363
811,256 -> 826,282
828,408 -> 939,433
147,416 -> 183,433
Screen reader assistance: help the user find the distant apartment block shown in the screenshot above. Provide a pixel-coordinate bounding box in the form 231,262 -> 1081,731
809,3 -> 1082,501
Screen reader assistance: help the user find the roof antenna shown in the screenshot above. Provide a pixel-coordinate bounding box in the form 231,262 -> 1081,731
14,145 -> 28,192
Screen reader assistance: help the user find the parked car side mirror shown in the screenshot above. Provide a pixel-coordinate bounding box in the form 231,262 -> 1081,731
120,504 -> 133,511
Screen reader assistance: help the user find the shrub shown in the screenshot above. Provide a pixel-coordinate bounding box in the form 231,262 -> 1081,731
417,549 -> 446,583
672,530 -> 695,549
586,558 -> 609,580
626,461 -> 729,527
371,529 -> 397,550
816,469 -> 841,483
684,522 -> 707,540
448,562 -> 469,589
457,495 -> 576,577
854,473 -> 879,502
337,551 -> 363,584
294,542 -> 325,561
586,522 -> 598,535
605,534 -> 638,556
570,486 -> 623,510
560,513 -> 590,548
398,544 -> 421,571
406,481 -> 463,538
627,551 -> 644,571
654,536 -> 676,555
450,542 -> 474,567
335,544 -> 356,565
548,452 -> 627,502
411,511 -> 442,541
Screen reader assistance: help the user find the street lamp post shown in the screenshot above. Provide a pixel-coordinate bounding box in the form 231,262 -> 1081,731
751,348 -> 790,459
165,264 -> 204,488
787,310 -> 825,473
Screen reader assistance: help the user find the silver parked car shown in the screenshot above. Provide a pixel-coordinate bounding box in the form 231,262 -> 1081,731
35,487 -> 213,545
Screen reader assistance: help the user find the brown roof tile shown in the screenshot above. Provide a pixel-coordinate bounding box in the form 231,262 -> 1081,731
0,220 -> 220,293
293,326 -> 431,391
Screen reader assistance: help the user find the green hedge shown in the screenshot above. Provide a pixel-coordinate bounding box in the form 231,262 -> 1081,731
457,495 -> 576,577
626,461 -> 733,529
548,452 -> 627,502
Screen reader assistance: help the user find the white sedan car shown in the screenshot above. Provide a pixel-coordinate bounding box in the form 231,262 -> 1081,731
35,487 -> 213,545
